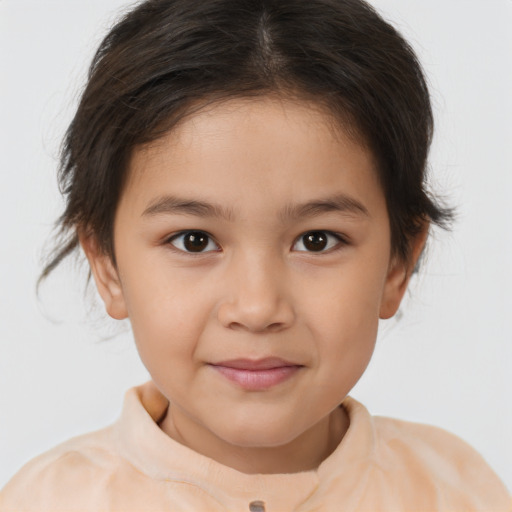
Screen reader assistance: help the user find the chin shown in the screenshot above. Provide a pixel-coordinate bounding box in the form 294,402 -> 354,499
214,416 -> 304,449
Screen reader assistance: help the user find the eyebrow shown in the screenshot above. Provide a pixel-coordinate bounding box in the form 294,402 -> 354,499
142,193 -> 369,221
142,196 -> 234,221
280,194 -> 370,221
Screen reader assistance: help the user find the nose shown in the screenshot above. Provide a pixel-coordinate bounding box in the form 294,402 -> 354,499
217,252 -> 295,333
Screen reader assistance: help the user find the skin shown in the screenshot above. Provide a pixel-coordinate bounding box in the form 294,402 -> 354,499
82,97 -> 426,474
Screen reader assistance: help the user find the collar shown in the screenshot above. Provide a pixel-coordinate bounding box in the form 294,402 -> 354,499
114,381 -> 376,510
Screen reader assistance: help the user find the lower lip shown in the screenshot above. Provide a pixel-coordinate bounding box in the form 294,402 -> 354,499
211,365 -> 301,391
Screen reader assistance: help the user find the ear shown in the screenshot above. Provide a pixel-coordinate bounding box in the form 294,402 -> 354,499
79,233 -> 128,320
379,223 -> 429,319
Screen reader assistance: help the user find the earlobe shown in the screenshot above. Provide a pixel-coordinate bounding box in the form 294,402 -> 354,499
379,224 -> 429,319
379,257 -> 409,319
79,234 -> 128,320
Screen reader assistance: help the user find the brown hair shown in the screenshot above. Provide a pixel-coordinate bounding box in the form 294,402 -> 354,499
42,0 -> 452,279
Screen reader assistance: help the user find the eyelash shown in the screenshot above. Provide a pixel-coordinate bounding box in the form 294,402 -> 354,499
292,231 -> 347,253
166,230 -> 348,254
166,231 -> 220,254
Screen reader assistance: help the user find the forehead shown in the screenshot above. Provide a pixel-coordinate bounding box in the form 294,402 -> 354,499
122,96 -> 383,218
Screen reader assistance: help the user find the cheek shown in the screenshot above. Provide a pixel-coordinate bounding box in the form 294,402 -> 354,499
311,299 -> 378,401
303,262 -> 385,329
300,261 -> 385,368
120,268 -> 213,363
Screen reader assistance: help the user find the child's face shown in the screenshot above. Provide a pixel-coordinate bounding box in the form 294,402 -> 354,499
86,97 -> 415,467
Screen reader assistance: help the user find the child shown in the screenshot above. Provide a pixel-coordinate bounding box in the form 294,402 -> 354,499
1,0 -> 510,510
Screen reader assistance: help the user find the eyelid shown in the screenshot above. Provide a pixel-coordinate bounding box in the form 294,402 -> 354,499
292,230 -> 348,253
163,229 -> 347,254
166,230 -> 221,253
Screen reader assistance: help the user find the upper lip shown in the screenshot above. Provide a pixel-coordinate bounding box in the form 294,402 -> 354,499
210,357 -> 301,370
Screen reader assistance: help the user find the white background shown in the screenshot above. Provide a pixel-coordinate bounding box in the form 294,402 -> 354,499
1,0 -> 510,492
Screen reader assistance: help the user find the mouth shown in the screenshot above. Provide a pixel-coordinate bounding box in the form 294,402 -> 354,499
209,357 -> 303,391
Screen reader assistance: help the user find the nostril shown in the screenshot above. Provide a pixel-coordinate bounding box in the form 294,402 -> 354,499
217,294 -> 295,333
228,321 -> 285,333
267,322 -> 285,333
249,500 -> 266,512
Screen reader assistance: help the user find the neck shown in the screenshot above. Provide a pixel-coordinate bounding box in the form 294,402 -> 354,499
159,404 -> 349,474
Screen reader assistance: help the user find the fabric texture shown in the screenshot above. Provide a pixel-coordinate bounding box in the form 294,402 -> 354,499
1,381 -> 510,512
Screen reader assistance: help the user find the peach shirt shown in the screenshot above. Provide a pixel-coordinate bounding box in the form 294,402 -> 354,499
1,382 -> 510,512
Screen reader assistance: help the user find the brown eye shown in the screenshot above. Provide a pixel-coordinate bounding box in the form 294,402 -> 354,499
303,232 -> 327,251
293,231 -> 342,252
184,232 -> 209,252
170,231 -> 219,253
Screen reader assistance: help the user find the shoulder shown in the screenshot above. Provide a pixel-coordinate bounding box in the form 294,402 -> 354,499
373,414 -> 493,470
0,426 -> 122,512
372,413 -> 511,509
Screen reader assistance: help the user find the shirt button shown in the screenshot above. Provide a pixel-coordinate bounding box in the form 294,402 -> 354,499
249,500 -> 266,512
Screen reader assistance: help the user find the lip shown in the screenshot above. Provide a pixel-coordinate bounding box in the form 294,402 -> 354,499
209,358 -> 303,391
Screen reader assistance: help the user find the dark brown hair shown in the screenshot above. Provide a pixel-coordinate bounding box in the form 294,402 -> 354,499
42,0 -> 452,279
